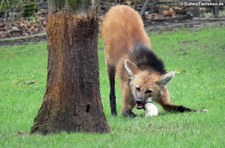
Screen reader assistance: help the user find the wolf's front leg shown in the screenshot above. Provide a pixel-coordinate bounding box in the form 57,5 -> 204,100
158,88 -> 196,112
122,85 -> 136,118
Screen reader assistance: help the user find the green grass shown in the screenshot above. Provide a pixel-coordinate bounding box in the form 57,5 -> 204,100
1,27 -> 225,147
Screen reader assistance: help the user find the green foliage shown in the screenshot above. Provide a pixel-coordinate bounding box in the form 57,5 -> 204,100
68,0 -> 92,12
23,1 -> 36,17
0,0 -> 19,11
68,0 -> 79,10
0,0 -> 36,17
1,27 -> 225,147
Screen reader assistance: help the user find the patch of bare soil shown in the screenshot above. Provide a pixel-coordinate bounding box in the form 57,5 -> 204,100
1,14 -> 225,46
145,17 -> 225,32
0,10 -> 47,46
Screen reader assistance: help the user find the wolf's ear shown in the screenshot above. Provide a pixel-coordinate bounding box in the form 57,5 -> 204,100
157,71 -> 175,87
124,60 -> 140,79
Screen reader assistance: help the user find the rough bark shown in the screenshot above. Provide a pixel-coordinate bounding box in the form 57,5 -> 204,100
30,0 -> 110,134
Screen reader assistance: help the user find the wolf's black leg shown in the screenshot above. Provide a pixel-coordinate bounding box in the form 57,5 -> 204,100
107,64 -> 117,116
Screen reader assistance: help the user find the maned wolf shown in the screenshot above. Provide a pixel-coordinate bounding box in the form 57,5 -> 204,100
101,5 -> 206,117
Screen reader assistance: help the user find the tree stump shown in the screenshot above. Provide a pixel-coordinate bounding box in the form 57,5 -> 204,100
30,0 -> 110,134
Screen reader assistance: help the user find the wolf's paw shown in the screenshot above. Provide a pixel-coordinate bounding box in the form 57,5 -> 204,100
196,109 -> 208,112
122,111 -> 137,118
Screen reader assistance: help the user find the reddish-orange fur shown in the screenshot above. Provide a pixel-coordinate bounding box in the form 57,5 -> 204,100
101,5 -> 198,117
101,5 -> 151,67
101,5 -> 152,116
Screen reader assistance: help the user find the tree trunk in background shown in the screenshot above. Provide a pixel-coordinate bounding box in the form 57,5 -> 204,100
212,0 -> 219,17
193,6 -> 200,17
140,0 -> 150,18
30,0 -> 110,134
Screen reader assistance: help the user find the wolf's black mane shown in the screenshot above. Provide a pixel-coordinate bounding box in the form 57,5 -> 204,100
129,43 -> 166,74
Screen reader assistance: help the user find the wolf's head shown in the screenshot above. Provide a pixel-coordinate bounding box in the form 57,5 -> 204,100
124,59 -> 175,109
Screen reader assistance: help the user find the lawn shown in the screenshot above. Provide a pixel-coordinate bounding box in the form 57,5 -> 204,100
0,27 -> 225,147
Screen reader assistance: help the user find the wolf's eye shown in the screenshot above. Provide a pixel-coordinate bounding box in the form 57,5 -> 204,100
136,87 -> 141,92
145,90 -> 152,94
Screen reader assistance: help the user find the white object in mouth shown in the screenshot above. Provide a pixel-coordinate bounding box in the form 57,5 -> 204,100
145,103 -> 158,117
